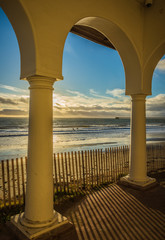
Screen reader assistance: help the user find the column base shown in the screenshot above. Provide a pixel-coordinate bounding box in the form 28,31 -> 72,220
9,211 -> 72,240
120,175 -> 157,190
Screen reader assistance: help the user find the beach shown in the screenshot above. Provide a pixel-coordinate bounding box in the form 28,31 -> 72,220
0,117 -> 165,161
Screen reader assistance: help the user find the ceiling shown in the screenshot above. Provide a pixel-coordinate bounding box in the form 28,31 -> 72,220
70,25 -> 115,50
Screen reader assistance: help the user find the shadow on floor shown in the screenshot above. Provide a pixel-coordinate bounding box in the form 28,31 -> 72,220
1,173 -> 165,240
55,182 -> 165,240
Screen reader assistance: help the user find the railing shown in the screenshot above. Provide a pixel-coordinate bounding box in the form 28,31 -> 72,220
0,144 -> 165,209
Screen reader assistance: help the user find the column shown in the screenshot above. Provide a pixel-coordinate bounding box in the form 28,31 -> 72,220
20,75 -> 56,227
129,94 -> 147,182
120,94 -> 156,187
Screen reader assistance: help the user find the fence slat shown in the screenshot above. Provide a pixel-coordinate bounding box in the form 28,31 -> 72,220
61,153 -> 65,192
81,151 -> 85,188
75,152 -> 78,191
71,152 -> 76,190
107,148 -> 110,182
87,150 -> 91,188
16,158 -> 21,205
68,152 -> 72,191
1,160 -> 6,207
85,151 -> 88,188
11,159 -> 16,206
57,153 -> 62,192
65,152 -> 69,193
78,151 -> 82,189
54,154 -> 58,193
20,157 -> 25,204
93,150 -> 95,186
6,160 -> 11,207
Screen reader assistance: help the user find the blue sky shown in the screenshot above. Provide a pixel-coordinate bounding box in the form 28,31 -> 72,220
0,7 -> 165,118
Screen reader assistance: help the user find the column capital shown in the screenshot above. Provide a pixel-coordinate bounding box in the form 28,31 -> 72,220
130,94 -> 147,101
27,75 -> 56,90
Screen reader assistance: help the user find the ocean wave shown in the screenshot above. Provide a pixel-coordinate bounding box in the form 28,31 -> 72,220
147,138 -> 165,142
0,134 -> 28,138
67,141 -> 117,148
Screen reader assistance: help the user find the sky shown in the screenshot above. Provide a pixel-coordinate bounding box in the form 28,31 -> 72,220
0,7 -> 165,118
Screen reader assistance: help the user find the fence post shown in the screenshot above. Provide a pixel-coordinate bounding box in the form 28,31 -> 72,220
81,151 -> 85,189
6,160 -> 11,207
54,154 -> 58,193
16,158 -> 21,205
61,153 -> 65,192
87,150 -> 91,189
78,151 -> 82,189
1,160 -> 6,207
75,151 -> 79,191
20,157 -> 25,204
85,151 -> 88,188
11,159 -> 16,206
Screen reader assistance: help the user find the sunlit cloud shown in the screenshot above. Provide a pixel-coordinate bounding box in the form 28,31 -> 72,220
53,88 -> 131,118
0,92 -> 29,117
0,87 -> 164,117
106,88 -> 125,97
52,89 -> 165,118
156,58 -> 165,72
146,94 -> 165,116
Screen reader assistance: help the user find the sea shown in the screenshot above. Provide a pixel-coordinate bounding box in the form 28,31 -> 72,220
0,117 -> 165,161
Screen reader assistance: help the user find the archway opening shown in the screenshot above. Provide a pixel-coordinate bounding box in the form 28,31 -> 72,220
52,25 -> 131,154
0,8 -> 29,160
146,55 -> 165,144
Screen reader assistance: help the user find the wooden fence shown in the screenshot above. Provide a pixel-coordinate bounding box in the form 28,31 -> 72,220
0,144 -> 165,208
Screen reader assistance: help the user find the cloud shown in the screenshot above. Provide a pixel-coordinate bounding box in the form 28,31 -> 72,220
1,86 -> 164,117
67,90 -> 88,98
0,95 -> 29,105
53,89 -> 131,118
106,88 -> 125,97
53,89 -> 165,118
146,94 -> 165,116
19,97 -> 29,104
89,89 -> 111,99
0,94 -> 29,116
0,97 -> 18,105
0,84 -> 27,93
89,89 -> 97,95
0,109 -> 28,116
156,58 -> 165,72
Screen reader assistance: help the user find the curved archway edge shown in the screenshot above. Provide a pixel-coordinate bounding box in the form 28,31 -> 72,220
143,41 -> 165,95
1,0 -> 36,79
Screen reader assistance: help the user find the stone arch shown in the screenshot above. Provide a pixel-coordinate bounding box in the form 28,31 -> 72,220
143,41 -> 165,95
62,16 -> 142,95
0,0 -> 36,79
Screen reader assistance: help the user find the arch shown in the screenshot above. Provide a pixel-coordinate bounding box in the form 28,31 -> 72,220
143,41 -> 165,95
0,0 -> 36,79
64,16 -> 142,95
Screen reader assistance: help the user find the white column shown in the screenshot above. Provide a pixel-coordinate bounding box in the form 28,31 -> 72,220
120,94 -> 156,187
21,75 -> 56,227
129,94 -> 147,182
